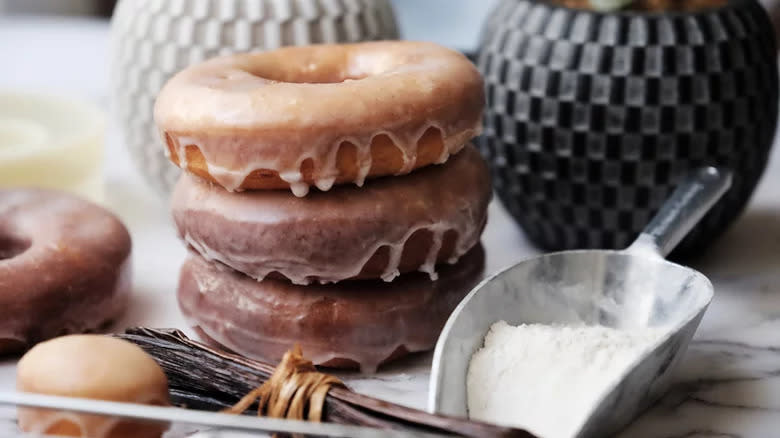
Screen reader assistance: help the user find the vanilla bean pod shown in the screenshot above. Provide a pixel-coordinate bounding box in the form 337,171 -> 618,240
116,327 -> 535,438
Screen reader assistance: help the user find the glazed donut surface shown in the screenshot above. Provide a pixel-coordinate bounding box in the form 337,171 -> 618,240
172,145 -> 491,285
155,41 -> 484,195
0,189 -> 131,354
178,245 -> 485,373
17,335 -> 169,438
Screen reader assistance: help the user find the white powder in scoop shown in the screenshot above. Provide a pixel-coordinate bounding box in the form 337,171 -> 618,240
467,321 -> 665,438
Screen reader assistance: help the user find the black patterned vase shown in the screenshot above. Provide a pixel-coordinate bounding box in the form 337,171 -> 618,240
478,0 -> 778,254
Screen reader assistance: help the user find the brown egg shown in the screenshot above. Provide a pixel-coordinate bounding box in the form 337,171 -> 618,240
16,335 -> 170,438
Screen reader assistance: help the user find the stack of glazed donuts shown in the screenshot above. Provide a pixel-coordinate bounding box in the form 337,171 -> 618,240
155,41 -> 490,372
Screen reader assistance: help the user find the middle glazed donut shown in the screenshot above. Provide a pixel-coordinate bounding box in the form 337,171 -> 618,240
172,144 -> 491,285
155,41 -> 484,195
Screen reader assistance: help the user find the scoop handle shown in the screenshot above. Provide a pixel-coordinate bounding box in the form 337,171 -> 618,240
627,167 -> 732,258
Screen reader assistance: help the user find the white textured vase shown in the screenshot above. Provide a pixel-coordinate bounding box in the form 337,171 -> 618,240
110,0 -> 399,195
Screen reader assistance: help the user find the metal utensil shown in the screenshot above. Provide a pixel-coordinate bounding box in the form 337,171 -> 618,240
429,167 -> 732,438
0,392 -> 445,438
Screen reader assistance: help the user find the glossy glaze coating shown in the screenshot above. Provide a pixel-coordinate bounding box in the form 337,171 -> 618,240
17,335 -> 169,437
0,190 -> 131,354
155,41 -> 484,195
178,245 -> 485,373
172,145 -> 491,285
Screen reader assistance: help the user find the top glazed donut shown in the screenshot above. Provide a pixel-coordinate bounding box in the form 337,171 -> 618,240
154,41 -> 484,196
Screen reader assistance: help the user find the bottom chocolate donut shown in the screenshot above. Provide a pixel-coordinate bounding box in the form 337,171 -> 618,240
178,245 -> 485,372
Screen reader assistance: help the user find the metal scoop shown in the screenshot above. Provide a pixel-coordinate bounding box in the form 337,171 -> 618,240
428,167 -> 732,438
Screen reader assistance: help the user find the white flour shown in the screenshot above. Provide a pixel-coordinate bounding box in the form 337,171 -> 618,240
467,321 -> 665,438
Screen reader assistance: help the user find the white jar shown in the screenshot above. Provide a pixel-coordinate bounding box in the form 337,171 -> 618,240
110,0 -> 398,195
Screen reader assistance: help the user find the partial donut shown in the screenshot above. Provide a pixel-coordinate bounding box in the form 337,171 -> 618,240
0,190 -> 131,355
17,335 -> 169,438
155,41 -> 484,196
178,245 -> 485,373
172,145 -> 491,285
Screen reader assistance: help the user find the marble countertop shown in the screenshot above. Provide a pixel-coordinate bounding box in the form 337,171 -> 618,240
1,15 -> 780,438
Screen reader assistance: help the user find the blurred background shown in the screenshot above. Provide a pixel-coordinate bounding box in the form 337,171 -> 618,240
0,0 -> 505,197
0,0 -> 116,17
0,0 -> 499,51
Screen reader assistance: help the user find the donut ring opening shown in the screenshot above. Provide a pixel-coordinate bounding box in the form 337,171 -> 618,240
238,44 -> 391,84
246,64 -> 368,84
0,233 -> 30,260
226,42 -> 436,86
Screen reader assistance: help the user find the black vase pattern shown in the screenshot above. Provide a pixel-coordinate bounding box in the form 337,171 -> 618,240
478,0 -> 778,254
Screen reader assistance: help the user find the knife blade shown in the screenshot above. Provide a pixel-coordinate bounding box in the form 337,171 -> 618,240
0,392 -> 447,438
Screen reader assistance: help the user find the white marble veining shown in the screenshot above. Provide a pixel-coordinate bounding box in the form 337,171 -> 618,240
1,15 -> 780,438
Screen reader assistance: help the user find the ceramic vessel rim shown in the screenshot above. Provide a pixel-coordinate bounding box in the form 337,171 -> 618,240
521,0 -> 753,19
449,247 -> 714,330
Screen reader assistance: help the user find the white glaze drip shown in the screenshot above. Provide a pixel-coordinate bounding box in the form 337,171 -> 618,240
184,221 -> 476,286
156,41 -> 486,197
355,138 -> 374,187
380,241 -> 404,283
289,182 -> 310,197
172,145 -> 491,285
167,120 -> 480,196
314,177 -> 336,192
160,130 -> 172,159
419,227 -> 446,281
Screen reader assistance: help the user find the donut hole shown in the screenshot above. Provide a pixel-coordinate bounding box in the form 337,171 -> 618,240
251,66 -> 368,85
0,234 -> 31,260
303,71 -> 367,84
